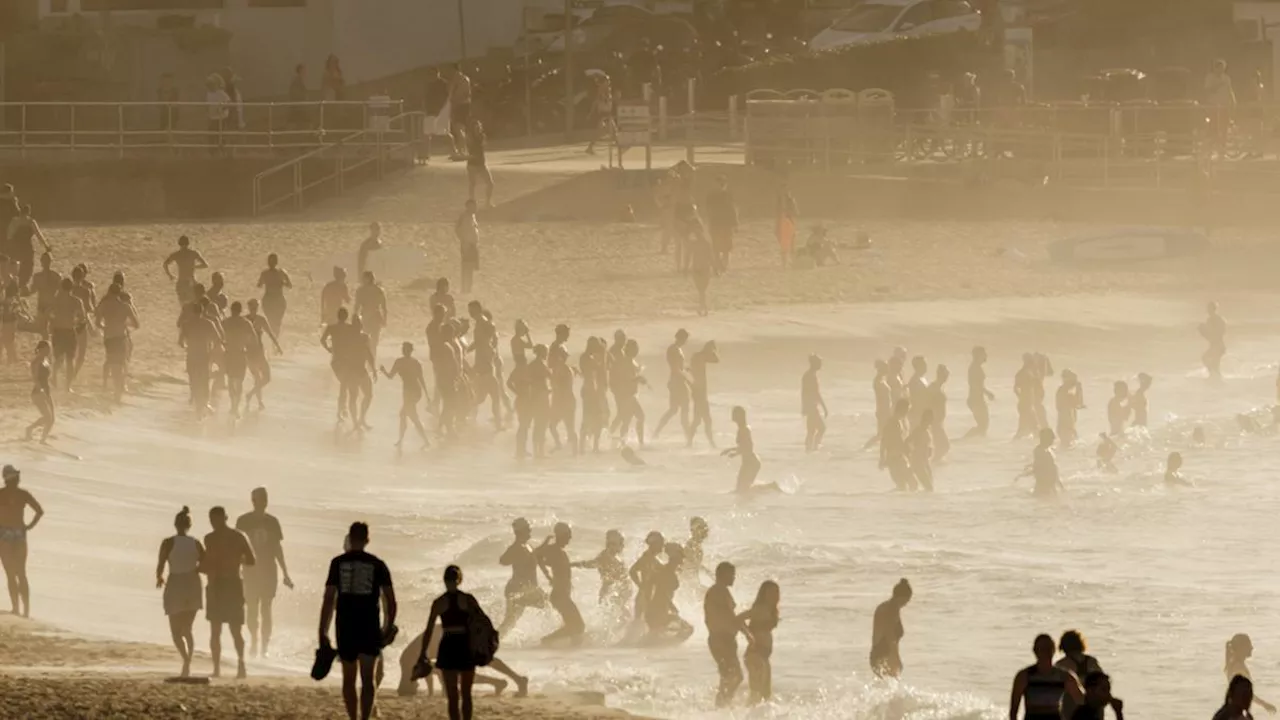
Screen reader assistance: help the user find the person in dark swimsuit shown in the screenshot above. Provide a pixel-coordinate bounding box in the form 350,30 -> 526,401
1009,633 -> 1084,720
417,565 -> 484,720
740,579 -> 780,705
257,253 -> 292,338
1217,674 -> 1258,720
0,464 -> 44,618
535,522 -> 585,647
25,341 -> 54,442
1056,630 -> 1110,719
870,578 -> 911,677
163,235 -> 208,310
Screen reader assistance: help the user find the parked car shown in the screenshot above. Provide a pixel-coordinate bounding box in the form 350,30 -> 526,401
809,0 -> 982,52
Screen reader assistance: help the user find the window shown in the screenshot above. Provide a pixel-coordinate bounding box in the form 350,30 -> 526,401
82,0 -> 222,9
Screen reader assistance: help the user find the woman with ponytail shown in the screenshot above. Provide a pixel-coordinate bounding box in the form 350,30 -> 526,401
1226,634 -> 1276,715
156,506 -> 205,678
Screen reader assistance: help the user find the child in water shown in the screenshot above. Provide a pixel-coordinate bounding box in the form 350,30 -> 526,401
722,406 -> 762,493
1164,452 -> 1193,488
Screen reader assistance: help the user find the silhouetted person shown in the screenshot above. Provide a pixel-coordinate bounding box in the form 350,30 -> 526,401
645,543 -> 693,644
222,301 -> 256,420
1164,451 -> 1193,488
1226,634 -> 1277,714
417,565 -> 489,720
654,329 -> 691,439
457,200 -> 481,293
1071,671 -> 1123,720
802,354 -> 828,452
880,400 -> 914,491
320,307 -> 356,424
741,580 -> 780,705
466,120 -> 494,207
683,516 -> 711,587
578,337 -> 607,451
0,465 -> 43,618
615,339 -> 647,447
25,341 -> 54,442
1107,380 -> 1131,437
498,518 -> 546,635
1009,633 -> 1084,720
1217,675 -> 1258,720
1056,369 -> 1084,447
180,298 -> 225,420
1013,353 -> 1039,439
1018,429 -> 1064,497
321,267 -> 352,328
1057,630 -> 1108,719
244,298 -> 282,410
157,506 -> 204,677
163,235 -> 209,308
906,355 -> 930,431
1131,373 -> 1152,428
49,277 -> 86,390
29,253 -> 60,337
352,271 -> 387,358
94,283 -> 139,402
201,505 -> 255,679
357,223 -> 382,279
257,252 -> 292,337
6,204 -> 50,289
320,522 -> 396,720
381,342 -> 431,448
908,409 -> 935,492
704,561 -> 748,707
1096,433 -> 1118,473
870,579 -> 912,677
536,522 -> 585,646
686,340 -> 719,448
722,406 -> 762,493
628,531 -> 666,629
571,529 -> 630,624
863,359 -> 892,449
236,488 -> 293,658
1202,302 -> 1227,380
397,629 -> 527,698
929,364 -> 951,460
705,175 -> 738,273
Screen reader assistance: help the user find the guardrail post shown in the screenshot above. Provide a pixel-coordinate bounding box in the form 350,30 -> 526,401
293,162 -> 302,210
337,152 -> 344,195
658,96 -> 668,141
20,105 -> 27,160
268,103 -> 275,149
686,78 -> 695,117
70,104 -> 77,150
1103,136 -> 1110,187
117,104 -> 124,159
728,96 -> 738,141
319,102 -> 327,140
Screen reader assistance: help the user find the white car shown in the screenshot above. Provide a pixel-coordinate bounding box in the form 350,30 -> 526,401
809,0 -> 982,52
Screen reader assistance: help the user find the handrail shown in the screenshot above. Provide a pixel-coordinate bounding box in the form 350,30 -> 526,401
252,110 -> 425,216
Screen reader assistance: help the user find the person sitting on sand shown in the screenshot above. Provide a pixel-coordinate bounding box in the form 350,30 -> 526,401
320,522 -> 396,720
1017,429 -> 1064,497
722,406 -> 762,493
201,506 -> 255,679
156,506 -> 204,678
0,465 -> 43,619
870,578 -> 911,678
397,629 -> 528,698
797,226 -> 839,267
704,561 -> 748,708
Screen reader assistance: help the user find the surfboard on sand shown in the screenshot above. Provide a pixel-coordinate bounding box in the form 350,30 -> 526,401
308,245 -> 432,284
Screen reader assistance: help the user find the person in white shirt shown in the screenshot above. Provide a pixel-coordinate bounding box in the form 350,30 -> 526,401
205,74 -> 231,156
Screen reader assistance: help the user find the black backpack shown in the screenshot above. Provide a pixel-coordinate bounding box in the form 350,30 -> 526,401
461,593 -> 499,667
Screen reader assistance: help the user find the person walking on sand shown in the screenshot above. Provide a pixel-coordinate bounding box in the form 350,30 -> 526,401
456,200 -> 481,294
722,406 -> 762,493
802,354 -> 828,452
156,506 -> 204,678
1009,633 -> 1084,720
320,522 -> 397,720
235,488 -> 294,658
704,561 -> 749,708
357,223 -> 382,279
352,271 -> 387,357
775,182 -> 797,268
94,283 -> 139,402
0,465 -> 43,618
69,264 -> 96,383
180,298 -> 225,420
535,522 -> 586,647
741,579 -> 780,705
686,340 -> 719,448
163,235 -> 209,309
244,298 -> 282,411
257,253 -> 292,338
415,565 -> 494,720
29,252 -> 60,338
615,339 -> 648,447
654,329 -> 692,440
705,175 -> 738,273
870,579 -> 912,678
222,301 -> 257,420
320,267 -> 352,329
200,505 -> 255,679
6,203 -> 51,289
49,278 -> 86,390
687,211 -> 715,316
25,341 -> 55,443
466,120 -> 494,208
1225,633 -> 1278,714
381,341 -> 432,448
498,518 -> 547,635
1202,301 -> 1227,381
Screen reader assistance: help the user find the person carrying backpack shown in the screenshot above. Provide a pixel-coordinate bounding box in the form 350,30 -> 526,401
415,565 -> 499,720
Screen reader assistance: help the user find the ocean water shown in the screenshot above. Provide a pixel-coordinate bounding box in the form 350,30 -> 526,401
12,293 -> 1280,719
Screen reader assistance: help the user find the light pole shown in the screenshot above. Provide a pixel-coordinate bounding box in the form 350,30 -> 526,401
563,0 -> 574,139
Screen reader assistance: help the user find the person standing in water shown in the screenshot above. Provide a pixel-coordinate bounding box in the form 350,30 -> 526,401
880,400 -> 915,491
615,339 -> 648,448
775,182 -> 797,268
235,488 -> 294,658
1225,634 -> 1277,714
498,518 -> 547,636
870,578 -> 912,677
456,200 -> 481,294
256,253 -> 292,337
244,298 -> 282,411
1018,429 -> 1065,498
704,561 -> 749,708
535,522 -> 586,647
646,543 -> 693,645
929,364 -> 951,460
654,329 -> 692,440
201,505 -> 255,679
1130,373 -> 1152,428
683,516 -> 711,587
1107,381 -> 1131,437
802,354 -> 828,453
571,529 -> 631,624
381,342 -> 432,448
907,409 -> 935,492
548,345 -> 579,455
0,465 -> 43,618
1164,452 -> 1193,487
863,359 -> 892,450
740,580 -> 780,705
577,337 -> 606,451
905,356 -> 930,431
965,346 -> 996,438
163,235 -> 209,309
1055,630 -> 1107,719
628,531 -> 666,631
722,406 -> 762,493
352,271 -> 387,358
1055,369 -> 1085,448
1013,353 -> 1039,440
320,267 -> 352,329
180,298 -> 224,420
1072,671 -> 1123,720
1202,301 -> 1227,380
25,341 -> 55,442
1009,633 -> 1084,720
156,506 -> 204,678
1095,433 -> 1119,473
686,340 -> 719,448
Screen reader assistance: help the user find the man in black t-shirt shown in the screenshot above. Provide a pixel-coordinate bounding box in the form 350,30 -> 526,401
320,522 -> 396,720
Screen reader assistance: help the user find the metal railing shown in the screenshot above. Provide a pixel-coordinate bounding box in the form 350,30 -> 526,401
0,99 -> 408,156
252,111 -> 425,216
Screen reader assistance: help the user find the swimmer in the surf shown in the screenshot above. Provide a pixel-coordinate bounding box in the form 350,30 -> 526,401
1131,373 -> 1152,428
964,346 -> 996,438
380,342 -> 431,448
1201,301 -> 1227,380
704,561 -> 748,707
683,517 -> 710,587
1055,369 -> 1085,448
163,235 -> 208,309
628,531 -> 666,627
570,529 -> 631,623
653,329 -> 692,441
1096,433 -> 1119,473
686,340 -> 719,448
721,406 -> 762,493
870,578 -> 912,678
1107,381 -> 1131,437
498,518 -> 547,636
1013,353 -> 1039,440
1164,451 -> 1193,488
880,399 -> 915,491
244,299 -> 281,411
863,359 -> 891,450
644,543 -> 693,645
929,364 -> 951,461
535,522 -> 586,647
907,408 -> 935,492
802,354 -> 828,453
1017,428 -> 1064,497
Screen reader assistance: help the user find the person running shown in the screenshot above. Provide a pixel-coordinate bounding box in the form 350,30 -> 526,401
705,175 -> 738,273
320,267 -> 352,329
908,409 -> 935,492
200,505 -> 255,679
348,316 -> 378,430
688,215 -> 714,316
654,329 -> 691,440
1107,381 -> 1131,437
28,253 -> 60,338
548,345 -> 579,455
615,339 -> 648,447
578,337 -> 607,451
870,579 -> 912,677
244,298 -> 282,410
456,200 -> 481,294
257,252 -> 292,337
1131,373 -> 1152,428
498,518 -> 547,635
740,580 -> 780,705
686,340 -> 719,448
929,364 -> 951,460
6,204 -> 51,289
1225,633 -> 1278,714
1009,633 -> 1085,720
628,531 -> 666,630
319,522 -> 397,720
1072,671 -> 1123,720
357,223 -> 382,279
68,264 -> 96,382
802,354 -> 828,452
1055,369 -> 1085,447
25,341 -> 54,442
235,488 -> 294,658
535,522 -> 585,647
468,303 -> 506,429
645,543 -> 693,645
222,301 -> 257,420
352,271 -> 387,358
430,277 -> 457,321
179,298 -> 224,419
863,359 -> 892,450
1202,301 -> 1227,380
0,280 -> 29,364
49,277 -> 86,390
321,307 -> 356,423
163,235 -> 209,309
206,272 -> 229,317
571,529 -> 630,624
94,283 -> 139,402
0,465 -> 43,618
1017,429 -> 1065,498
704,561 -> 749,708
906,356 -> 930,431
465,120 -> 494,208
880,399 -> 915,491
381,342 -> 432,448
1216,675 -> 1256,720
416,565 -> 487,720
156,506 -> 204,678
523,344 -> 553,457
722,406 -> 762,493
1096,433 -> 1119,473
1056,630 -> 1106,719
